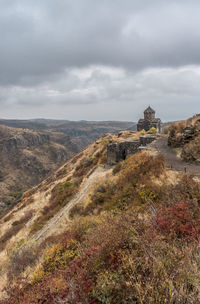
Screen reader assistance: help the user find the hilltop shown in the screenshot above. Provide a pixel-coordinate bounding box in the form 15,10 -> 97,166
0,128 -> 199,303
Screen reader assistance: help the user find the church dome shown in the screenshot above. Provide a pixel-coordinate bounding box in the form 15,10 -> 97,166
144,106 -> 155,114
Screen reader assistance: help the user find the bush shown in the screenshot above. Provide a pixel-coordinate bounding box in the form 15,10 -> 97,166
74,157 -> 98,178
30,178 -> 81,234
76,153 -> 165,215
162,126 -> 169,134
0,210 -> 33,251
140,129 -> 146,135
3,211 -> 200,304
148,127 -> 157,134
2,153 -> 200,304
155,200 -> 200,240
7,243 -> 37,282
112,162 -> 122,175
71,152 -> 83,164
0,170 -> 4,182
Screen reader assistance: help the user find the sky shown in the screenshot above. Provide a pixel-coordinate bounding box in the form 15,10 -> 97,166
0,0 -> 200,121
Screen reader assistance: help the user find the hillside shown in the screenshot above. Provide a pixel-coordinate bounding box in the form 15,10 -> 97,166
0,121 -> 133,215
0,130 -> 199,303
168,114 -> 200,162
0,124 -> 79,215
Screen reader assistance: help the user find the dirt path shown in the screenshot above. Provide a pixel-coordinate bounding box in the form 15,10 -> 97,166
33,166 -> 110,242
151,136 -> 200,177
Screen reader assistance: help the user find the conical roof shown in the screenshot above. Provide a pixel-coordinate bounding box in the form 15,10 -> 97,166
144,106 -> 155,114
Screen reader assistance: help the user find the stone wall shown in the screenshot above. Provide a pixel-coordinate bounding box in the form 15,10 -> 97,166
107,136 -> 156,165
137,119 -> 161,133
1,133 -> 50,153
107,140 -> 140,165
140,135 -> 156,146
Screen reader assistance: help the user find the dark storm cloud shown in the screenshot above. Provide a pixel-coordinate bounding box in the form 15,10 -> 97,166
0,0 -> 200,120
0,0 -> 200,84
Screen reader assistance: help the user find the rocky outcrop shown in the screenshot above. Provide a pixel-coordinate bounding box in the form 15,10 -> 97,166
168,116 -> 200,163
168,125 -> 198,147
1,133 -> 50,153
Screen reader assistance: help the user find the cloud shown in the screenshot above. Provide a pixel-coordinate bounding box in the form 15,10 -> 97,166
0,0 -> 199,120
0,65 -> 199,121
0,0 -> 200,84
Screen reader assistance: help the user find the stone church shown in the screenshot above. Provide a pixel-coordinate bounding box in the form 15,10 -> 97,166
137,106 -> 162,133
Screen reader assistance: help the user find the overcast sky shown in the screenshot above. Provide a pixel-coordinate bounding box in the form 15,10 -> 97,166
0,0 -> 200,121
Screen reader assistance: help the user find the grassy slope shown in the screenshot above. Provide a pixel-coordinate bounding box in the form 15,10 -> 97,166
0,120 -> 133,215
0,131 -> 138,293
0,131 -> 200,303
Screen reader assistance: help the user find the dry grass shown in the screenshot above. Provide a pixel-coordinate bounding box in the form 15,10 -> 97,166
0,130 -> 151,296
0,210 -> 33,251
1,156 -> 200,303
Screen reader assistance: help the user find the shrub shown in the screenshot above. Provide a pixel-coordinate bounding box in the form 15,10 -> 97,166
155,200 -> 200,240
112,162 -> 122,175
162,126 -> 169,134
3,213 -> 13,223
30,179 -> 80,234
7,243 -> 38,282
140,129 -> 146,135
32,241 -> 77,284
74,153 -> 165,216
148,127 -> 157,134
0,210 -> 33,251
69,203 -> 82,218
71,152 -> 83,164
12,210 -> 33,227
2,152 -> 200,304
0,170 -> 4,182
74,157 -> 98,177
1,205 -> 200,303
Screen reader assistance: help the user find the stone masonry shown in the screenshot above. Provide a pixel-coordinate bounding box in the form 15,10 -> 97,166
137,106 -> 162,133
107,135 -> 156,165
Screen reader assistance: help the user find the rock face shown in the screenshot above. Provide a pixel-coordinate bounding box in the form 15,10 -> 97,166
168,115 -> 200,163
1,133 -> 50,153
168,126 -> 196,148
107,135 -> 156,165
0,125 -> 79,214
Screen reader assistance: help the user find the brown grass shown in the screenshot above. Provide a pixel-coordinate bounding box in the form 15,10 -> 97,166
0,210 -> 33,251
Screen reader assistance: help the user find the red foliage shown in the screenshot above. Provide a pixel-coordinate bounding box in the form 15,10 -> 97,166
156,201 -> 200,240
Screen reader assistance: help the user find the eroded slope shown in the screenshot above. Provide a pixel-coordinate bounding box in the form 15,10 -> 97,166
0,124 -> 78,215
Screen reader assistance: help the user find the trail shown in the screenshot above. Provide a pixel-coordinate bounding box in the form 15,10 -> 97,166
33,166 -> 109,242
151,136 -> 200,177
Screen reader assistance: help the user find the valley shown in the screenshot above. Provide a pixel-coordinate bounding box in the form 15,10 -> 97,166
0,120 -> 133,215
